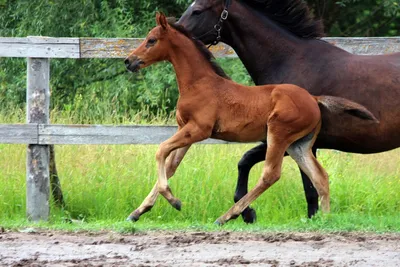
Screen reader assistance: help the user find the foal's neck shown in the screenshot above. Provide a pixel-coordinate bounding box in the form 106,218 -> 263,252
167,33 -> 220,94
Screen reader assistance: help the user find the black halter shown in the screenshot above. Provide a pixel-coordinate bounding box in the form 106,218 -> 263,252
194,0 -> 231,46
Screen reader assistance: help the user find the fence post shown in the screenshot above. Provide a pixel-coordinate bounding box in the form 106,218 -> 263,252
26,57 -> 50,221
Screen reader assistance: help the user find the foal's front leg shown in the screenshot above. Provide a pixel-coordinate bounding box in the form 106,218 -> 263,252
127,146 -> 190,221
128,123 -> 210,221
156,124 -> 210,209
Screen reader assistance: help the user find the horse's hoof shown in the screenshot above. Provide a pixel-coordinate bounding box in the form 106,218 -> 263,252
214,218 -> 225,226
172,199 -> 182,211
242,208 -> 257,224
126,212 -> 140,222
307,206 -> 319,218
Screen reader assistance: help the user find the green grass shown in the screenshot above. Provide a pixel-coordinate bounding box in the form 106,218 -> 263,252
0,141 -> 399,233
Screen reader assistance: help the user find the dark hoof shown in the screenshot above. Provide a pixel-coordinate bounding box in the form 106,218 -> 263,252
172,199 -> 182,211
241,207 -> 257,224
214,219 -> 224,226
126,212 -> 140,222
307,204 -> 319,219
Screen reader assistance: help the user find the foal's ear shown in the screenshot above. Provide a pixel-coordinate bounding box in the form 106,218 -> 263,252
156,12 -> 169,30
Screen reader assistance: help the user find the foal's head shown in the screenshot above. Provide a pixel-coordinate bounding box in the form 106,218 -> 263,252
125,12 -> 230,80
125,13 -> 172,72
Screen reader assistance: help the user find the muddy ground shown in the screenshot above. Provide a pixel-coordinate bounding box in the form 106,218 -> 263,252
1,230 -> 399,266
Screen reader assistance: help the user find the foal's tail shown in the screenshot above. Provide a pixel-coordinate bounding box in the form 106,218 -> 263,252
315,96 -> 379,123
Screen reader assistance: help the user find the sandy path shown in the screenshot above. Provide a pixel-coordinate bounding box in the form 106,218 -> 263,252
1,230 -> 400,266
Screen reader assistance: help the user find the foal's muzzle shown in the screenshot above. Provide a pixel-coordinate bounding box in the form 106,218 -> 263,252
125,56 -> 144,73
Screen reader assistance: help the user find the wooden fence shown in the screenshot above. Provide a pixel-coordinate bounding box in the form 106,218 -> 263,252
1,36 -> 399,221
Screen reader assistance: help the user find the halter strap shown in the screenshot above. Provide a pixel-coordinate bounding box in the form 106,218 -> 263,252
194,0 -> 231,46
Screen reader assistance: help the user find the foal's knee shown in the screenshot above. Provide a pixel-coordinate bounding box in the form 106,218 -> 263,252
262,175 -> 280,188
157,183 -> 169,195
155,145 -> 169,162
261,167 -> 281,187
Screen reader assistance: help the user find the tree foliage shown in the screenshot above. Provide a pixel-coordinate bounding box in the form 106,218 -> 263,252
0,0 -> 398,121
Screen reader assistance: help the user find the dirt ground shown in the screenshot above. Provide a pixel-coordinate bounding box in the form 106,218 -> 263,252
1,230 -> 400,267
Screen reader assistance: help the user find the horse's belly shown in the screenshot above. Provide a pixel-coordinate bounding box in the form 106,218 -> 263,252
315,134 -> 400,153
317,111 -> 400,153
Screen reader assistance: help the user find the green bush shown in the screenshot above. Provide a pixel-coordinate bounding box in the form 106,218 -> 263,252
0,0 -> 398,121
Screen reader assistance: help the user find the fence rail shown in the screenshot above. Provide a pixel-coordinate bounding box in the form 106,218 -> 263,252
1,36 -> 400,58
1,35 -> 400,221
0,124 -> 229,145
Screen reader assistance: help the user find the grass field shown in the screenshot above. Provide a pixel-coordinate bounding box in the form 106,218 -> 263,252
0,140 -> 399,232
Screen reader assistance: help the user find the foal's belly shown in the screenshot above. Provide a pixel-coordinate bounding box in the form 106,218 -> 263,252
211,121 -> 267,143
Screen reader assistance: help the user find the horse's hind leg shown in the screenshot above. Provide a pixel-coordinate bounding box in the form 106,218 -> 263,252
286,129 -> 330,213
127,145 -> 191,221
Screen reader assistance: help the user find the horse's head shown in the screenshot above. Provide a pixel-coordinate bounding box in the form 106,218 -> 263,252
177,0 -> 228,45
125,13 -> 171,72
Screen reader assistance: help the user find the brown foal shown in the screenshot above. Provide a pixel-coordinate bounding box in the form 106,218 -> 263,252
124,13 -> 378,225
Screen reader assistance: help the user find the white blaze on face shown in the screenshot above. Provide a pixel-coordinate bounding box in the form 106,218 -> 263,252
190,1 -> 196,7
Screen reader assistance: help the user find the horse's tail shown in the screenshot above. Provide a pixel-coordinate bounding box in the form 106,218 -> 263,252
315,96 -> 379,123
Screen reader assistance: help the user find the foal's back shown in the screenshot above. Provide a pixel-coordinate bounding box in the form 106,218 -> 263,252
211,81 -> 321,143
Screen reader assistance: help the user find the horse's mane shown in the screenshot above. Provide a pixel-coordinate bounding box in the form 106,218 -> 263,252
242,0 -> 324,38
169,23 -> 231,80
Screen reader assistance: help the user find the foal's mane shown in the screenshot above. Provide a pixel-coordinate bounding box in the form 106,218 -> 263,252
241,0 -> 324,38
169,23 -> 231,80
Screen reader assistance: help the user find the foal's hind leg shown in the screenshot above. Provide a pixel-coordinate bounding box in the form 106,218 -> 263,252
155,124 -> 209,207
286,128 -> 330,213
300,147 -> 320,218
127,146 -> 190,221
127,123 -> 210,222
216,135 -> 289,225
235,142 -> 267,223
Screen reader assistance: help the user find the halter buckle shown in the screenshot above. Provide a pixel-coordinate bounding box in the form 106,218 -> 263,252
221,9 -> 229,20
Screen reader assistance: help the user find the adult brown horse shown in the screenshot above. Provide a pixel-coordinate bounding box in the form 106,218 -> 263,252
124,13 -> 378,224
177,0 -> 400,222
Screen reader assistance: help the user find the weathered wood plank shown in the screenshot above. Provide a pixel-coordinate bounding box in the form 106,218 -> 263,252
80,38 -> 238,58
80,37 -> 400,58
0,124 -> 38,144
0,37 -> 79,58
38,125 -> 230,145
26,58 -> 50,221
80,38 -> 143,58
1,36 -> 398,59
325,37 -> 400,55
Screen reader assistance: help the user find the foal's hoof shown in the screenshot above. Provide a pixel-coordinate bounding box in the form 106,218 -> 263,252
126,215 -> 139,222
242,207 -> 257,224
214,218 -> 225,226
126,211 -> 141,222
171,199 -> 182,211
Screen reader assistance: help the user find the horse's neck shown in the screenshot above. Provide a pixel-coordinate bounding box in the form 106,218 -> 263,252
222,4 -> 309,85
168,38 -> 219,95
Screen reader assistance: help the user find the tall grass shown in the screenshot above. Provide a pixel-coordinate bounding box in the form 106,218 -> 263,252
1,103 -> 399,232
0,140 -> 399,232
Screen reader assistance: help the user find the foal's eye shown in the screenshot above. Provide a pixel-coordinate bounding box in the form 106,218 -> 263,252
147,38 -> 157,46
192,9 -> 203,16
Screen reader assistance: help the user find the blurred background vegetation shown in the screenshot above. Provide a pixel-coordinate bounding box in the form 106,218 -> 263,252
0,0 -> 399,123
